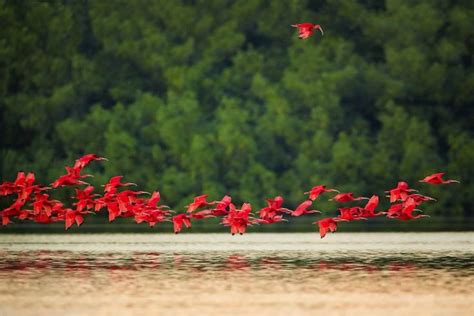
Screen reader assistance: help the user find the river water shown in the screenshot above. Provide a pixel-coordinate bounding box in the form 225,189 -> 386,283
0,233 -> 472,315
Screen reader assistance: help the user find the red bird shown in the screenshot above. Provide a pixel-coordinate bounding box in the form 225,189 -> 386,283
259,196 -> 292,223
419,173 -> 460,184
329,192 -> 369,203
291,200 -> 320,217
103,176 -> 137,193
146,192 -> 163,207
73,186 -> 100,212
208,195 -> 232,216
32,193 -> 60,217
315,218 -> 338,238
387,198 -> 429,221
65,208 -> 92,230
0,180 -> 16,196
52,166 -> 91,188
385,203 -> 403,217
407,193 -> 436,205
291,23 -> 324,39
222,203 -> 260,235
135,209 -> 169,227
186,194 -> 214,213
304,185 -> 339,201
386,181 -> 417,202
190,209 -> 214,219
73,154 -> 107,170
335,207 -> 364,221
172,214 -> 192,234
359,195 -> 385,218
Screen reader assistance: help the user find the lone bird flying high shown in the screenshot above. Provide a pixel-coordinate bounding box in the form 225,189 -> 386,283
291,23 -> 324,39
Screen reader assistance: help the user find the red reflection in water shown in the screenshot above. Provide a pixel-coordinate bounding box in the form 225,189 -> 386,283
0,251 -> 432,277
225,255 -> 251,271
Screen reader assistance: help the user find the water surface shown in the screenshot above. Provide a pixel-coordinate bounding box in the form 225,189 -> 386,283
0,233 -> 472,315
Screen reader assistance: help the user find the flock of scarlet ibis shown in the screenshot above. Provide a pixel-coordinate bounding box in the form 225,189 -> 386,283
0,22 -> 462,237
0,154 -> 460,238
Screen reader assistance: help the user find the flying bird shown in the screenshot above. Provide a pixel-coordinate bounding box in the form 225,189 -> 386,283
386,198 -> 429,221
291,200 -> 320,217
259,195 -> 292,223
386,181 -> 417,202
335,207 -> 364,221
329,192 -> 369,203
419,173 -> 460,185
407,193 -> 436,205
186,195 -> 214,213
172,214 -> 192,234
315,218 -> 338,238
304,185 -> 339,201
291,23 -> 324,39
103,176 -> 137,194
73,154 -> 108,170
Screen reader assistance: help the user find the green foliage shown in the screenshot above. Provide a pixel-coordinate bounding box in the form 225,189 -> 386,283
0,0 -> 472,218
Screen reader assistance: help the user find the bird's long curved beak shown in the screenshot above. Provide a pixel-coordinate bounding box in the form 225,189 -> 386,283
317,25 -> 324,36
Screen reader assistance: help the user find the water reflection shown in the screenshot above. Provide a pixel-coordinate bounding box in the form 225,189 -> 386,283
1,249 -> 473,275
0,233 -> 473,316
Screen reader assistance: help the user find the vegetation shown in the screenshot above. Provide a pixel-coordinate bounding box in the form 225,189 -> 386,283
1,0 -> 473,223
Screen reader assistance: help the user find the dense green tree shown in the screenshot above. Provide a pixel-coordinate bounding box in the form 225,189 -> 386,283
1,0 -> 472,223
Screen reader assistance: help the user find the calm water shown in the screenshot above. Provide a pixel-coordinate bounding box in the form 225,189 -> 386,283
0,233 -> 473,316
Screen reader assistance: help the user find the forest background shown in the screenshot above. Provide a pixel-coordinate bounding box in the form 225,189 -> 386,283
1,0 -> 473,232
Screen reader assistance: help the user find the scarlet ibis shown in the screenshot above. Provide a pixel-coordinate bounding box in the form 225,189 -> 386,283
265,196 -> 291,213
291,23 -> 324,39
147,192 -> 162,207
65,208 -> 92,230
329,192 -> 369,202
32,193 -> 61,217
359,195 -> 385,218
103,176 -> 137,193
315,218 -> 338,238
407,193 -> 436,205
1,154 -> 456,234
186,194 -> 214,213
172,214 -> 192,233
387,198 -> 429,221
0,180 -> 16,196
335,207 -> 364,221
204,195 -> 232,217
419,173 -> 460,184
190,209 -> 214,219
385,203 -> 404,217
259,196 -> 291,224
291,200 -> 320,216
73,186 -> 100,212
304,185 -> 339,201
222,203 -> 260,235
135,209 -> 170,227
52,166 -> 92,188
73,154 -> 107,170
386,181 -> 417,202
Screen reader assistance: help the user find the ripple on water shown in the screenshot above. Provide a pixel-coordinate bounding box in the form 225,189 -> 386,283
0,233 -> 473,316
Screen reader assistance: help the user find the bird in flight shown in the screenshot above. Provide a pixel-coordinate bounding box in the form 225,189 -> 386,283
291,23 -> 324,39
419,173 -> 460,185
387,197 -> 429,221
186,195 -> 214,213
304,185 -> 339,201
291,200 -> 320,217
386,181 -> 417,202
315,218 -> 338,238
0,154 -> 462,237
329,192 -> 369,203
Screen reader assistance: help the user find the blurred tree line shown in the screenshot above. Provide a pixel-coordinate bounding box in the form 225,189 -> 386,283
1,0 -> 473,218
